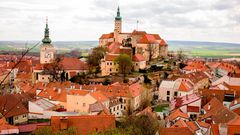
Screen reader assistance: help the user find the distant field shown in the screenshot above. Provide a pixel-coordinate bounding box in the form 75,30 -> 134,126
167,41 -> 240,58
0,40 -> 240,58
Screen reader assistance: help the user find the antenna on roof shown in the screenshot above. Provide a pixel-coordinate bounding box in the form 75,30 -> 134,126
136,20 -> 139,31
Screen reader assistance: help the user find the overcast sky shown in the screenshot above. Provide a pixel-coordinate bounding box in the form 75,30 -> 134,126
0,0 -> 239,43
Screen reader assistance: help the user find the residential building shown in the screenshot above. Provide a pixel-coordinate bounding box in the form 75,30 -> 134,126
0,94 -> 28,125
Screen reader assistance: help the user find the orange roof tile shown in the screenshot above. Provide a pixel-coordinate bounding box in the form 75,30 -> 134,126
186,121 -> 199,131
132,54 -> 145,62
51,115 -> 115,135
0,118 -> 19,131
137,34 -> 158,44
90,91 -> 109,102
105,54 -> 119,61
68,90 -> 89,96
159,127 -> 193,135
0,94 -> 28,118
38,88 -> 67,102
168,109 -> 189,121
99,33 -> 114,39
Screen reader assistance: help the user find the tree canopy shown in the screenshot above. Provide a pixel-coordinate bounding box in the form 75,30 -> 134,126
114,54 -> 132,77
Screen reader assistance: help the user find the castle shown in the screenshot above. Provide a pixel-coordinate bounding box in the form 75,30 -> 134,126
99,7 -> 168,76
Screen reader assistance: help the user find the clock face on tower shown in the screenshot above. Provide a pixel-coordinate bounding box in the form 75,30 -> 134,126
45,53 -> 51,58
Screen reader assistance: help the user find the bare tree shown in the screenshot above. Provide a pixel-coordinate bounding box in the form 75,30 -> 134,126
177,48 -> 186,61
42,56 -> 64,82
146,44 -> 157,61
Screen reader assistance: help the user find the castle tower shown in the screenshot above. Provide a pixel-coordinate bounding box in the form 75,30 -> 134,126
40,18 -> 55,64
114,6 -> 122,42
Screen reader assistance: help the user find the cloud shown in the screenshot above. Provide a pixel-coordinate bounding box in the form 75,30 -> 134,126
0,0 -> 239,43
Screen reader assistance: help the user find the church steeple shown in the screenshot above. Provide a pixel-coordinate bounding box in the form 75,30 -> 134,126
42,17 -> 52,44
115,6 -> 122,21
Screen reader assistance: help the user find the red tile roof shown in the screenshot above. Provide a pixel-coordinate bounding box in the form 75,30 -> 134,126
99,33 -> 114,39
132,54 -> 145,62
38,88 -> 67,102
0,118 -> 19,131
159,127 -> 193,135
168,109 -> 189,121
51,115 -> 116,135
202,97 -> 238,123
90,91 -> 109,102
0,94 -> 28,118
105,54 -> 119,61
68,90 -> 89,96
138,34 -> 158,44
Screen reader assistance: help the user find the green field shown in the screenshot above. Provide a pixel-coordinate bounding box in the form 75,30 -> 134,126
0,40 -> 240,58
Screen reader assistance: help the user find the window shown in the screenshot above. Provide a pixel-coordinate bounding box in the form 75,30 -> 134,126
83,103 -> 86,107
124,107 -> 126,110
107,62 -> 109,65
167,97 -> 170,101
110,68 -> 112,72
174,92 -> 178,97
121,105 -> 123,109
110,62 -> 112,65
117,106 -> 119,110
136,63 -> 138,66
167,91 -> 170,95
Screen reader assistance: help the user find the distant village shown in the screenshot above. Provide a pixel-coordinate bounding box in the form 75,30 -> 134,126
0,7 -> 240,135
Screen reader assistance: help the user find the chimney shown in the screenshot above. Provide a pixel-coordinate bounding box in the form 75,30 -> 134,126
7,62 -> 9,67
234,100 -> 238,105
208,103 -> 211,110
80,86 -> 82,90
186,94 -> 188,100
36,89 -> 42,95
58,88 -> 61,94
49,96 -> 52,100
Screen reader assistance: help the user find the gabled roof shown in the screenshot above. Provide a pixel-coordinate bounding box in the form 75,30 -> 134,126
99,33 -> 114,39
137,34 -> 158,44
168,109 -> 189,121
202,97 -> 238,123
0,94 -> 28,118
132,54 -> 145,62
38,88 -> 67,102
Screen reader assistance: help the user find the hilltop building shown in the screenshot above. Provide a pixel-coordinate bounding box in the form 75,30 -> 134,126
99,7 -> 168,76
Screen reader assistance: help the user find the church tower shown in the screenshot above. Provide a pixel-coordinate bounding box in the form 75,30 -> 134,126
114,6 -> 122,33
40,18 -> 55,64
114,6 -> 122,42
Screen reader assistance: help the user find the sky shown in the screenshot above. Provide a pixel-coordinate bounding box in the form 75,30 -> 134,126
0,0 -> 239,43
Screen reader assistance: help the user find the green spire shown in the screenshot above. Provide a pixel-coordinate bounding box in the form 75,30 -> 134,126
42,17 -> 52,44
115,6 -> 122,21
